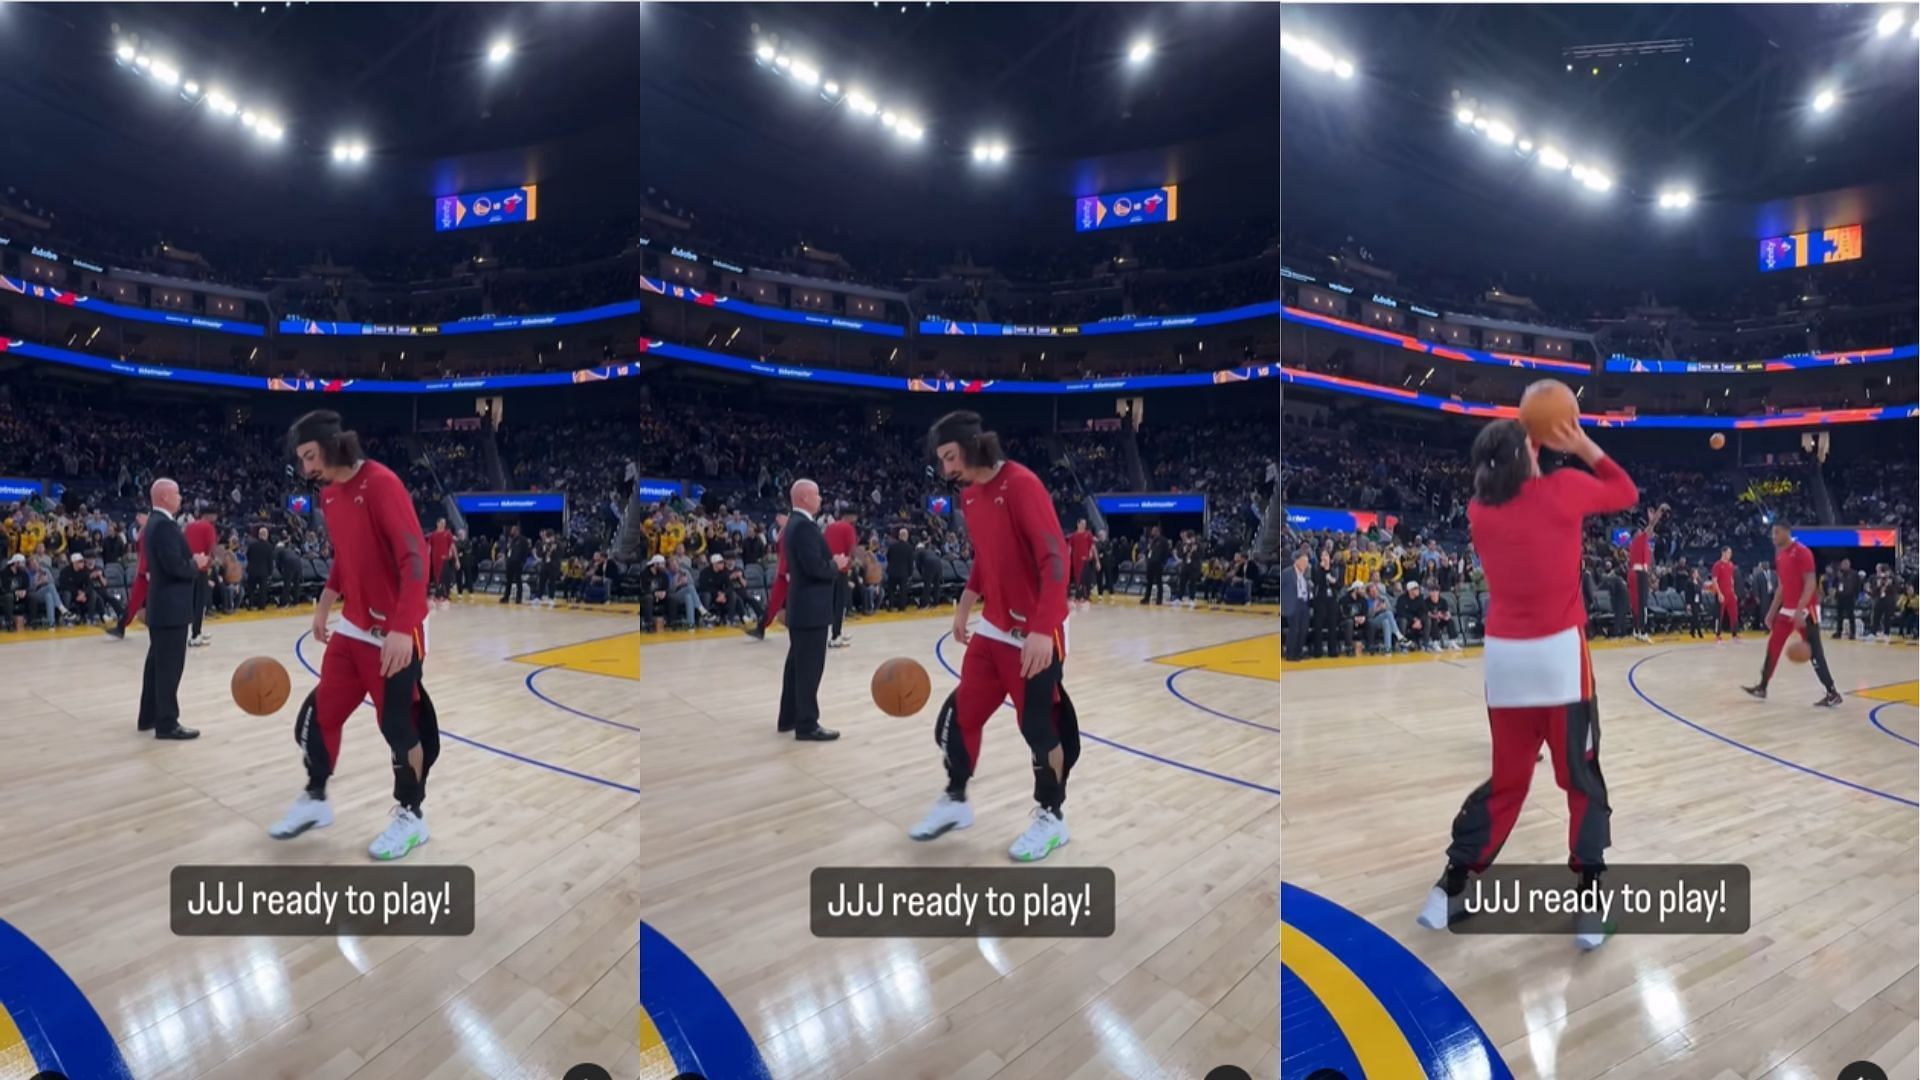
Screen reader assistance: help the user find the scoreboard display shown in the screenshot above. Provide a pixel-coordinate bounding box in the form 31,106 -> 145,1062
1075,185 -> 1177,232
435,185 -> 538,232
1757,224 -> 1861,273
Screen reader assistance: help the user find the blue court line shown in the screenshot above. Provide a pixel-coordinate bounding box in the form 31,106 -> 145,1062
933,632 -> 1280,797
1626,651 -> 1918,808
1281,883 -> 1513,1080
0,919 -> 134,1079
1278,964 -> 1364,1080
293,632 -> 641,797
640,921 -> 773,1079
1868,700 -> 1920,749
525,665 -> 643,733
1166,666 -> 1281,734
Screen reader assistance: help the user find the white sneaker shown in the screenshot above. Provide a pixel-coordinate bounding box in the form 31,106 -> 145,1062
1416,886 -> 1462,930
1449,639 -> 1464,651
909,794 -> 974,840
188,634 -> 207,647
368,805 -> 430,860
1574,911 -> 1612,951
829,635 -> 850,649
268,792 -> 333,839
1009,806 -> 1069,862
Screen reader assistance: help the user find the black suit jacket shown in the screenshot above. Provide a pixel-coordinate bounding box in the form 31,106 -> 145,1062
781,512 -> 839,630
143,512 -> 199,628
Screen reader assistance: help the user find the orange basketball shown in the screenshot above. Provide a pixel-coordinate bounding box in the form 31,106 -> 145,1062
1710,432 -> 1727,450
1517,379 -> 1578,442
232,657 -> 292,716
1785,638 -> 1812,664
871,658 -> 933,718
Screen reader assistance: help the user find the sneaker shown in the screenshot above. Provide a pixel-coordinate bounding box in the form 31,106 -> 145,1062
269,792 -> 334,839
1742,683 -> 1767,700
744,626 -> 766,642
909,794 -> 974,841
1416,886 -> 1464,930
1574,911 -> 1614,951
1009,806 -> 1069,862
828,636 -> 850,649
368,805 -> 429,860
188,634 -> 207,648
1814,689 -> 1843,708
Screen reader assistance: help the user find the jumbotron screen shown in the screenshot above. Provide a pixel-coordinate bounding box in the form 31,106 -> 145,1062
1075,185 -> 1177,232
1757,224 -> 1861,273
435,185 -> 538,232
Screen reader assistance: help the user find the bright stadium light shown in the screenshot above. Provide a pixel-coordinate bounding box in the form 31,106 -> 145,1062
1812,86 -> 1838,112
822,80 -> 840,98
115,42 -> 136,64
332,143 -> 348,162
209,89 -> 238,116
1471,116 -> 1489,131
240,109 -> 257,128
487,37 -> 514,65
775,53 -> 791,70
1658,187 -> 1693,209
1127,37 -> 1154,64
182,80 -> 200,98
989,142 -> 1007,162
1570,163 -> 1589,181
881,109 -> 897,127
1333,58 -> 1354,79
973,143 -> 988,162
258,115 -> 283,140
1582,169 -> 1613,192
792,61 -> 820,87
1517,138 -> 1534,153
1538,145 -> 1569,170
151,60 -> 180,87
755,42 -> 776,63
135,53 -> 152,70
1485,120 -> 1515,146
1877,7 -> 1906,36
1455,106 -> 1475,125
899,118 -> 924,140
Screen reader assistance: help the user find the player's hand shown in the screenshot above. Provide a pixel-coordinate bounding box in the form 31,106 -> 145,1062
192,552 -> 210,569
310,611 -> 332,645
379,630 -> 416,678
833,553 -> 850,571
951,611 -> 972,647
1019,630 -> 1056,679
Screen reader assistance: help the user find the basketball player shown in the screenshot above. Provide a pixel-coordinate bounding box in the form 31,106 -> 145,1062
1626,503 -> 1665,643
910,411 -> 1081,862
1417,416 -> 1638,951
104,508 -> 149,640
1067,518 -> 1096,609
269,410 -> 442,860
1711,546 -> 1740,642
745,510 -> 789,642
1742,522 -> 1842,706
427,517 -> 456,608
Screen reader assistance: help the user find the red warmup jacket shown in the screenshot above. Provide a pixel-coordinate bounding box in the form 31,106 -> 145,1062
960,460 -> 1070,646
184,518 -> 217,558
824,519 -> 857,558
427,528 -> 455,581
320,460 -> 430,647
1067,530 -> 1095,574
1470,456 -> 1639,640
1712,559 -> 1736,604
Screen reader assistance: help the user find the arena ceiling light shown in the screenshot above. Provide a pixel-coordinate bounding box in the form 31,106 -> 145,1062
116,37 -> 280,141
971,138 -> 1009,163
755,37 -> 921,143
1875,6 -> 1908,37
1811,85 -> 1839,112
1281,31 -> 1355,80
1656,187 -> 1694,209
331,138 -> 369,164
487,37 -> 514,65
1127,37 -> 1155,65
1455,94 -> 1610,194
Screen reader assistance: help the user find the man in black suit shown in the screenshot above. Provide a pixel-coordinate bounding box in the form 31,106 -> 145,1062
245,526 -> 276,610
1140,526 -> 1172,605
1281,551 -> 1311,662
885,527 -> 916,611
137,479 -> 204,740
777,479 -> 846,741
500,525 -> 531,604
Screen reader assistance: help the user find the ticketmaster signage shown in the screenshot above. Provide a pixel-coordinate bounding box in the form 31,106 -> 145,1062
0,477 -> 45,501
1095,493 -> 1206,515
455,493 -> 567,514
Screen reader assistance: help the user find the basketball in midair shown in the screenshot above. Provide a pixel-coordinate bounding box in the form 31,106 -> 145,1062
1710,432 -> 1727,450
1785,638 -> 1812,664
871,658 -> 933,718
232,657 -> 292,716
1518,379 -> 1579,442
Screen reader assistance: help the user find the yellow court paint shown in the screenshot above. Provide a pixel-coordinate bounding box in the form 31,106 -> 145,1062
1279,924 -> 1425,1078
0,1003 -> 31,1079
1152,633 -> 1280,682
1857,679 -> 1920,705
512,632 -> 641,681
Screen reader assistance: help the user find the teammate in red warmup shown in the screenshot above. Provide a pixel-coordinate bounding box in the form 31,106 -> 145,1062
427,518 -> 456,605
269,410 -> 442,861
1417,417 -> 1638,952
184,506 -> 218,646
1743,522 -> 1842,706
1067,518 -> 1096,607
1711,546 -> 1740,642
1625,504 -> 1664,642
106,509 -> 150,640
824,506 -> 858,646
746,510 -> 790,642
910,411 -> 1081,862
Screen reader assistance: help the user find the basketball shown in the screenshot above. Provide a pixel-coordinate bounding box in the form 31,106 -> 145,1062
1710,432 -> 1726,450
1518,379 -> 1578,441
871,658 -> 932,717
231,657 -> 292,716
1785,638 -> 1812,664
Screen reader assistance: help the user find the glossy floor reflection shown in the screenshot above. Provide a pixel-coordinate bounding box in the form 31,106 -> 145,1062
1282,634 -> 1919,1079
636,600 -> 1280,1079
0,601 -> 642,1079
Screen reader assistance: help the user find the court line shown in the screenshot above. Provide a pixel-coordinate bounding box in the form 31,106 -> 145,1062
933,632 -> 1280,797
292,632 -> 642,797
505,627 -> 644,663
639,921 -> 773,1079
1144,629 -> 1281,665
1625,651 -> 1918,808
525,666 -> 644,733
1165,667 -> 1281,734
1868,701 -> 1920,750
0,919 -> 134,1079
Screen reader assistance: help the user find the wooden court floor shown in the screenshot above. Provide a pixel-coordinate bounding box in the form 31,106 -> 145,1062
635,604 -> 1281,1079
0,603 -> 643,1079
1281,635 -> 1920,1079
